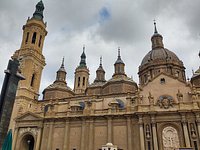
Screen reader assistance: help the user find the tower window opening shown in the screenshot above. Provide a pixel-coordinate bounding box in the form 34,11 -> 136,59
160,78 -> 165,84
38,35 -> 42,47
31,74 -> 35,87
175,71 -> 179,77
144,74 -> 148,83
25,32 -> 29,44
83,77 -> 85,86
32,32 -> 37,44
78,77 -> 80,87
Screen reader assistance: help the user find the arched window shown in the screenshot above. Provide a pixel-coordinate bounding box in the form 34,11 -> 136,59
30,74 -> 35,87
25,32 -> 29,44
38,35 -> 42,47
160,78 -> 165,84
32,32 -> 37,44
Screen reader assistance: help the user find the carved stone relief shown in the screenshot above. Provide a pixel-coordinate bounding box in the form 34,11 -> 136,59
162,126 -> 180,150
157,95 -> 173,109
19,127 -> 38,137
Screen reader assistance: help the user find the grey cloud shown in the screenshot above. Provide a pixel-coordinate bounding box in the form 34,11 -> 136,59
0,0 -> 200,96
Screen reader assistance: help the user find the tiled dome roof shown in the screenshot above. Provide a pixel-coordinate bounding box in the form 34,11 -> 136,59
141,48 -> 181,66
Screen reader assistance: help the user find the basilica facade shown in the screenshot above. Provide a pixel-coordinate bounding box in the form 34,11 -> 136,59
9,1 -> 200,150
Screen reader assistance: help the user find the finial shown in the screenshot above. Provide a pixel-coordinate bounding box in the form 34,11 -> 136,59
153,19 -> 158,34
100,56 -> 102,66
83,44 -> 85,52
118,47 -> 121,57
61,57 -> 64,67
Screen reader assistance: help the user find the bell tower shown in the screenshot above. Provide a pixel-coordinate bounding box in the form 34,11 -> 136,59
74,46 -> 90,94
12,0 -> 47,100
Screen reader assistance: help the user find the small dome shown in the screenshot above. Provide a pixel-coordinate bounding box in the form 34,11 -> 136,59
106,143 -> 113,146
141,48 -> 181,66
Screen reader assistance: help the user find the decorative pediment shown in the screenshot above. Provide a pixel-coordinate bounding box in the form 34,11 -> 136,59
16,111 -> 43,121
143,72 -> 188,87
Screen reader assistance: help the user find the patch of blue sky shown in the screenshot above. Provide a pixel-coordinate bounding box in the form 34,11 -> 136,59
99,6 -> 111,23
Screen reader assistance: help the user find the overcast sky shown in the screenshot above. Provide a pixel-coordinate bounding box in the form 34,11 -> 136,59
0,0 -> 200,98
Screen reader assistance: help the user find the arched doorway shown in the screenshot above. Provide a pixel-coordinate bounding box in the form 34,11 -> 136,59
20,134 -> 35,150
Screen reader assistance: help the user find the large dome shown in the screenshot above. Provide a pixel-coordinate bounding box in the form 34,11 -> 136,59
138,22 -> 186,86
141,48 -> 181,66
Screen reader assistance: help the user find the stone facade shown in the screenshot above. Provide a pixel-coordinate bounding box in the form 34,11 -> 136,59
9,1 -> 200,150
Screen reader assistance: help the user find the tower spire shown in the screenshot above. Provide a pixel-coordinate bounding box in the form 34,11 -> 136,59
55,57 -> 67,83
94,56 -> 106,83
32,0 -> 45,20
113,47 -> 126,77
151,21 -> 164,49
115,47 -> 124,64
79,45 -> 86,67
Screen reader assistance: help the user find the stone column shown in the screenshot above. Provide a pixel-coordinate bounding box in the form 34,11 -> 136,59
151,116 -> 158,150
12,127 -> 19,150
88,119 -> 94,150
194,113 -> 200,138
196,122 -> 200,139
139,115 -> 145,150
127,116 -> 132,150
181,114 -> 191,147
107,117 -> 112,143
47,122 -> 54,150
63,120 -> 69,150
182,122 -> 191,147
80,119 -> 86,150
35,127 -> 42,150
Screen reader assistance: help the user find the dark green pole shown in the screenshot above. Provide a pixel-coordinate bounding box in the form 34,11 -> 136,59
0,59 -> 24,149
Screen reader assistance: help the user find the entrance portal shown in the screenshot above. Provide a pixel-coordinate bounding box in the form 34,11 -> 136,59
20,134 -> 35,150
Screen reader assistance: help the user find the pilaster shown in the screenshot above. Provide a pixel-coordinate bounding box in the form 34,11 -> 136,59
138,115 -> 145,150
47,122 -> 54,150
63,120 -> 70,150
35,127 -> 42,150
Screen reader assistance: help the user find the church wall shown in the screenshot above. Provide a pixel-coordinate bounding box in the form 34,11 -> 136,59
68,124 -> 82,150
94,125 -> 107,150
141,74 -> 191,105
131,123 -> 140,150
113,125 -> 127,150
52,124 -> 65,150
